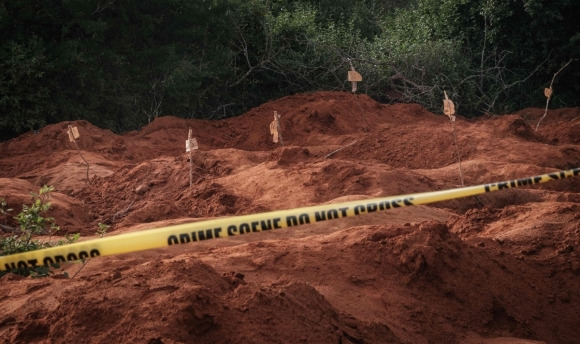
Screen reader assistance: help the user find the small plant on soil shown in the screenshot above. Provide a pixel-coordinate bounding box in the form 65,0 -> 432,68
96,222 -> 109,237
0,198 -> 13,225
0,186 -> 80,277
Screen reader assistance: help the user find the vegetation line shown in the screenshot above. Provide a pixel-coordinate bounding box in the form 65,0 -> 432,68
0,1 -> 578,140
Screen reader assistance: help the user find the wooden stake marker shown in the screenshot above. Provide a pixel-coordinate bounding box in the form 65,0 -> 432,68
186,128 -> 198,186
443,90 -> 456,122
443,91 -> 464,188
348,67 -> 362,93
67,125 -> 91,184
347,61 -> 367,132
270,111 -> 284,146
536,58 -> 574,131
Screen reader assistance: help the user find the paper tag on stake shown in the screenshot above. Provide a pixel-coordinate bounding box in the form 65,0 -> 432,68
544,87 -> 553,99
348,67 -> 362,93
67,125 -> 80,142
270,111 -> 284,144
186,138 -> 198,152
443,91 -> 456,121
348,70 -> 362,82
269,121 -> 278,143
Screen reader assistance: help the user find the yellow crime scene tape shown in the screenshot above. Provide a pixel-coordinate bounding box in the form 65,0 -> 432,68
1,167 -> 579,272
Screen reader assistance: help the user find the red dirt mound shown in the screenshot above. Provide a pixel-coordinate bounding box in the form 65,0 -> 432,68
1,91 -> 579,343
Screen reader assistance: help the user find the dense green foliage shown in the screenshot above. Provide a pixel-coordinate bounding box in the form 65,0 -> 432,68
1,0 -> 578,140
379,0 -> 580,115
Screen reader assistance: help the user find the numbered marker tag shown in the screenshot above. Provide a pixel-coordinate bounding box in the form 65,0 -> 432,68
67,126 -> 80,142
443,91 -> 456,121
348,68 -> 362,93
544,87 -> 553,99
270,121 -> 278,142
270,111 -> 283,144
186,138 -> 198,152
348,70 -> 362,82
270,120 -> 279,143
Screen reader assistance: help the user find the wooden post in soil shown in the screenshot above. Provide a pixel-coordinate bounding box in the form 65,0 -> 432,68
443,91 -> 464,188
67,125 -> 91,184
348,65 -> 362,93
347,60 -> 367,132
535,58 -> 574,131
270,111 -> 284,146
186,128 -> 198,187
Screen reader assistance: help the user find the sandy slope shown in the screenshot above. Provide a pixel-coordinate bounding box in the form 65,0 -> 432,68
1,91 -> 579,343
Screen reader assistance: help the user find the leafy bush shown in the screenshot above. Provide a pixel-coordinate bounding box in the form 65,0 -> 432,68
0,186 -> 79,277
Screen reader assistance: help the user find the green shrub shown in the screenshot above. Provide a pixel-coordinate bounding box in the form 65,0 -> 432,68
0,186 -> 79,277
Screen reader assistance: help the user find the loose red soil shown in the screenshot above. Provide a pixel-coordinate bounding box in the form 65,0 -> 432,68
1,91 -> 579,343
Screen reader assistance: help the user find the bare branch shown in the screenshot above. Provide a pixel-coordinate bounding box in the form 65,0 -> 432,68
226,17 -> 285,88
92,0 -> 117,16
